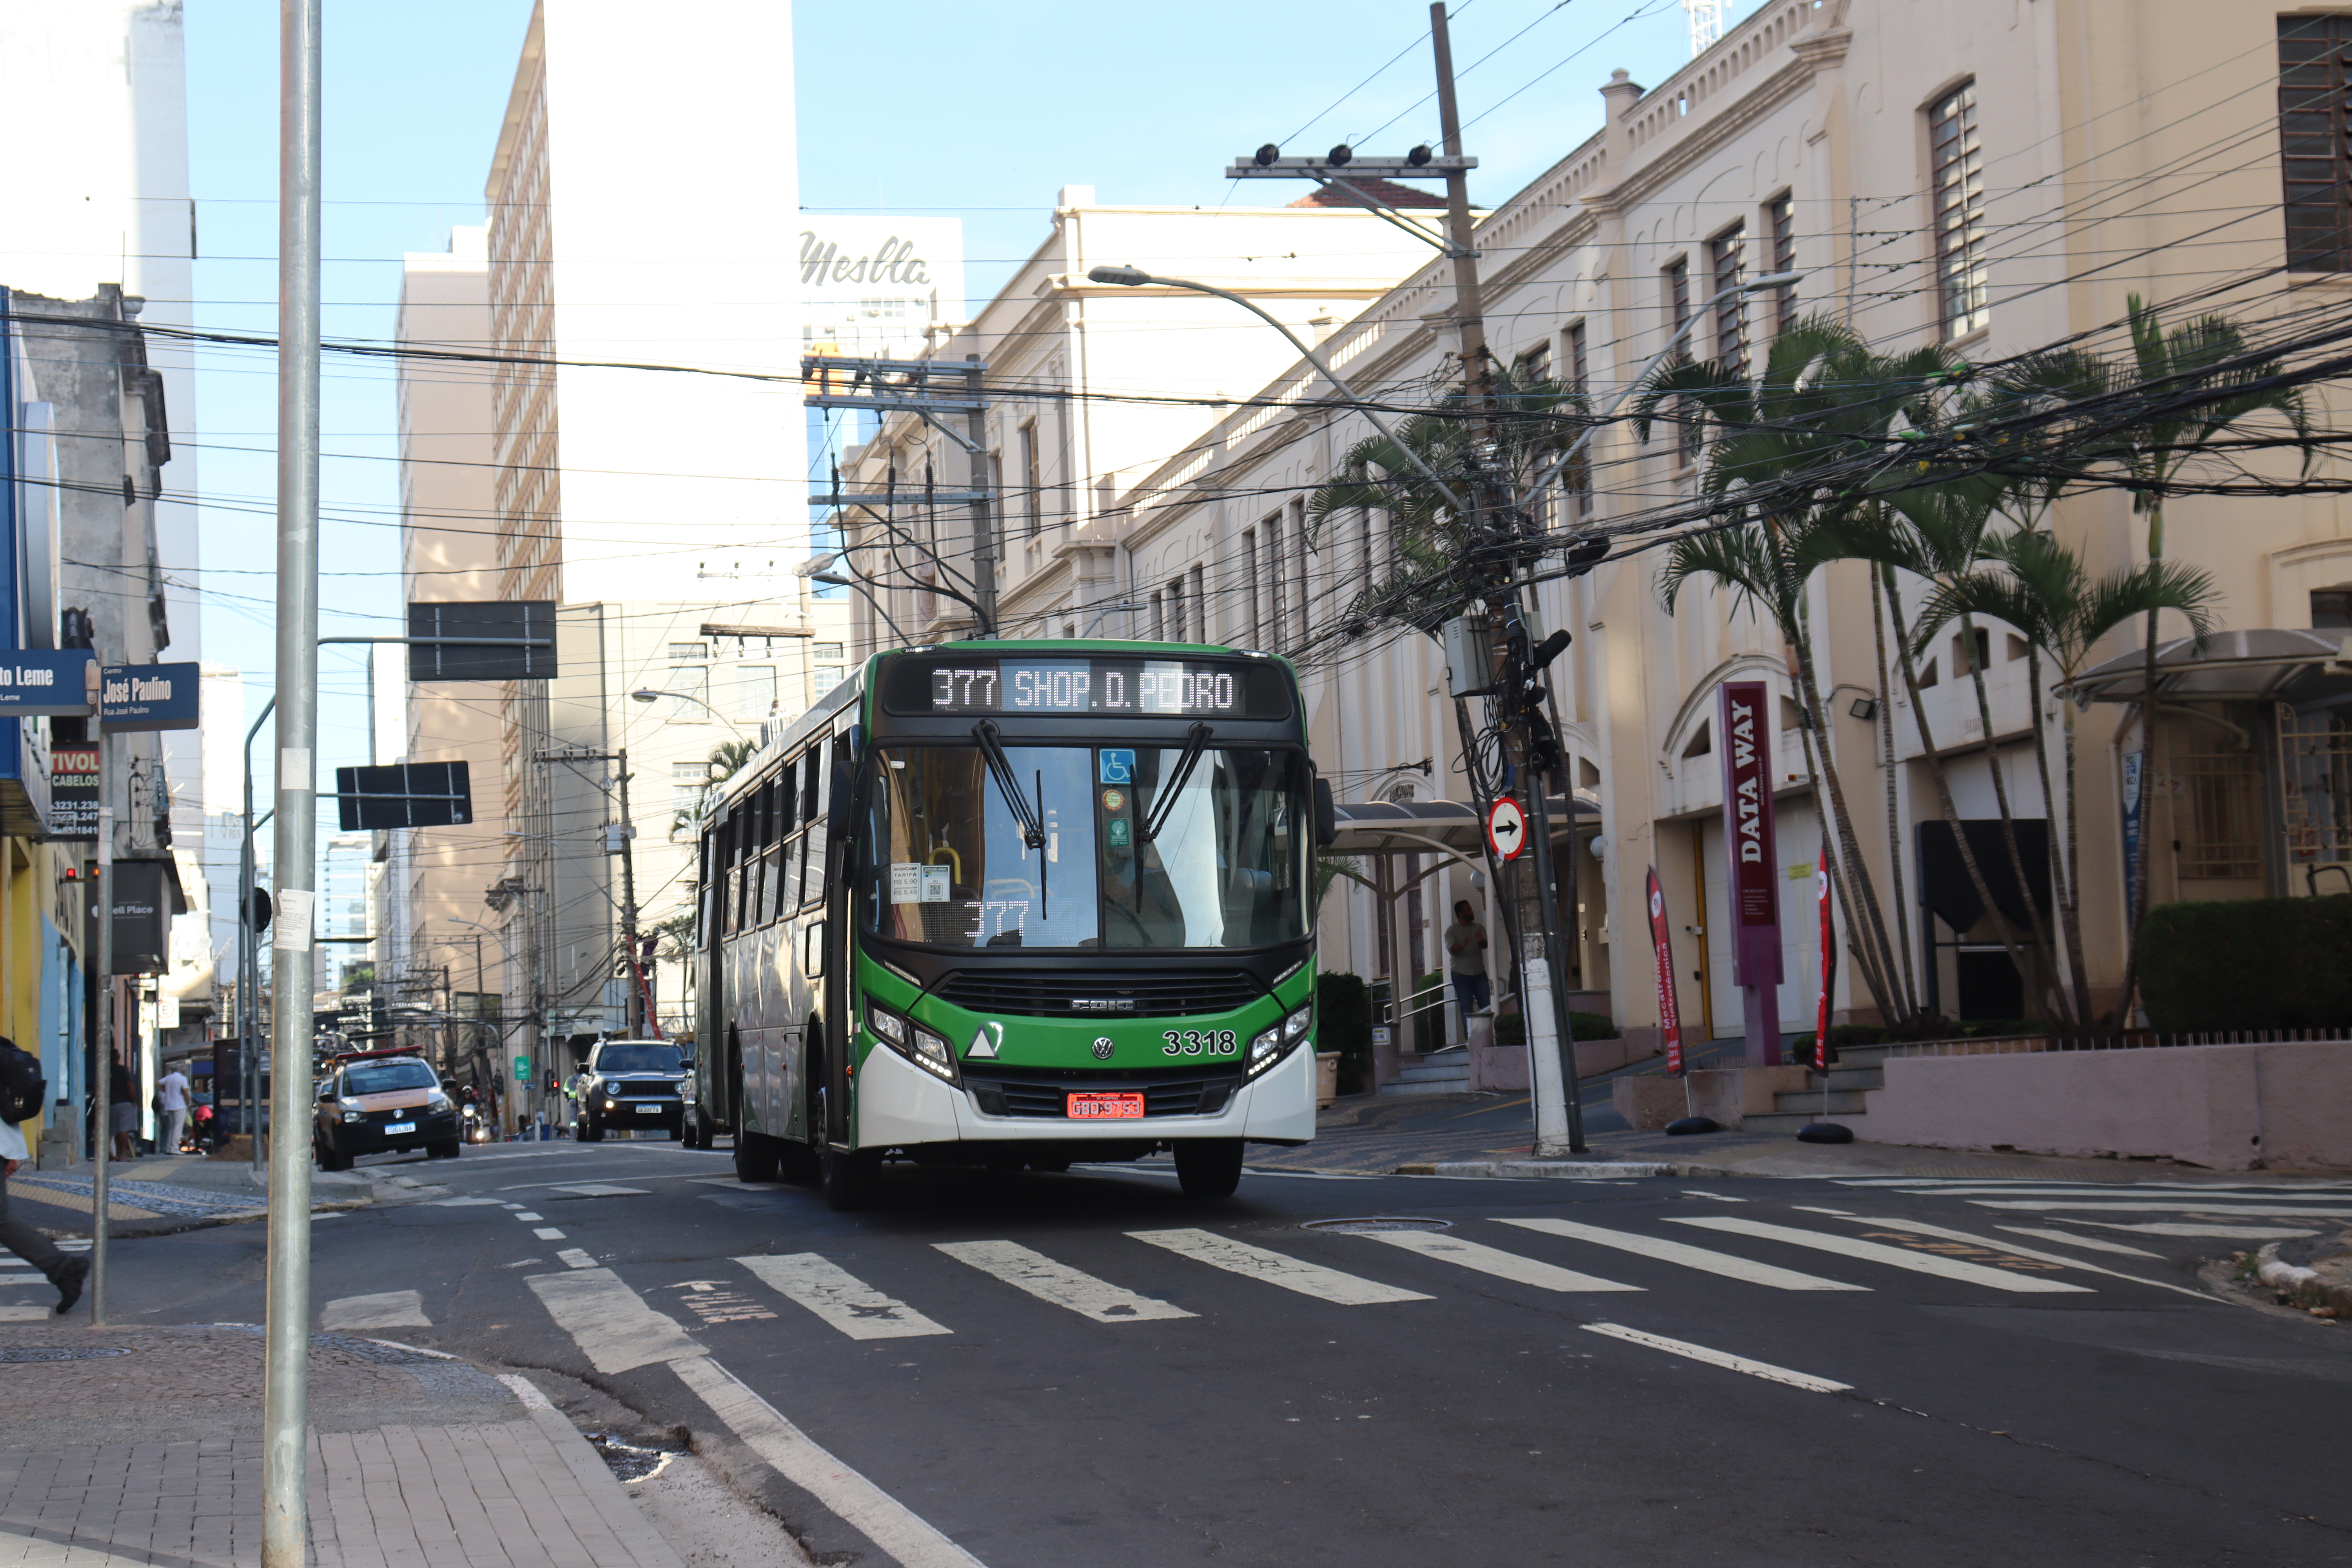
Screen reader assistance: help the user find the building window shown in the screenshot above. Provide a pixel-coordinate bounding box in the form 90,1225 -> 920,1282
1019,420 -> 1042,536
1664,258 -> 1690,347
668,642 -> 707,661
1709,223 -> 1746,379
1240,528 -> 1260,646
1930,82 -> 1989,338
1288,499 -> 1310,646
2177,741 -> 2265,880
1167,575 -> 1187,641
736,664 -> 776,718
1566,320 -> 1588,394
2283,18 -> 2352,272
1766,192 -> 1797,336
1150,590 -> 1166,641
1189,564 -> 1205,640
2314,588 -> 2352,626
673,760 -> 714,815
668,654 -> 708,707
1263,512 -> 1288,650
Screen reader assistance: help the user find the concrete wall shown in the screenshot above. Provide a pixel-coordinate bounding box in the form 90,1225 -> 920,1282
1858,1042 -> 2352,1172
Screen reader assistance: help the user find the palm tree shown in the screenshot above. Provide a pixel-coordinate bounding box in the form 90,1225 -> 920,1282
1655,510 -> 1913,1026
1637,316 -> 1951,1026
1913,532 -> 2219,1024
2092,297 -> 2308,1019
1849,479 -> 2071,1024
670,738 -> 756,840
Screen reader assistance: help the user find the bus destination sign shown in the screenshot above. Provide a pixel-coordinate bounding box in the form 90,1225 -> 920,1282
887,657 -> 1289,720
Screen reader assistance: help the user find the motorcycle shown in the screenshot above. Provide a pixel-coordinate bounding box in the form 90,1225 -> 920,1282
461,1102 -> 492,1145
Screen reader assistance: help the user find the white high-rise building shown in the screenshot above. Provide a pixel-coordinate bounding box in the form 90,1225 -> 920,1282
475,1 -> 827,1093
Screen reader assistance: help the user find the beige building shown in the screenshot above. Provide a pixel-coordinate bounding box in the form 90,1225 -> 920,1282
839,0 -> 2352,1072
387,228 -> 509,1070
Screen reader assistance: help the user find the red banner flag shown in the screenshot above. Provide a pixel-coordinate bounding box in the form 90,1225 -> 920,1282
1813,865 -> 1835,1073
1646,865 -> 1686,1076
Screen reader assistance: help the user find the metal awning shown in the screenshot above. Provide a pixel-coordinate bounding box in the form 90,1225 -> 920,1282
1327,796 -> 1598,860
2069,628 -> 2352,703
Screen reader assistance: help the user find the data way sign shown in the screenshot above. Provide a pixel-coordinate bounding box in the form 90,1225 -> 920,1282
101,662 -> 201,731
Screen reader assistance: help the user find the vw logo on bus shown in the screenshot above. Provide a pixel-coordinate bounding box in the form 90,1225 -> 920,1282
1092,1038 -> 1115,1060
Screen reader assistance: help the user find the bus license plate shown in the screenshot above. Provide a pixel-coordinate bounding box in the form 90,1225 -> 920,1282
1067,1092 -> 1144,1120
383,1121 -> 415,1134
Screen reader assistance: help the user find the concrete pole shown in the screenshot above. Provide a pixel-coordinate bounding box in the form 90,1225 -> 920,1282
89,730 -> 112,1325
262,1 -> 321,1561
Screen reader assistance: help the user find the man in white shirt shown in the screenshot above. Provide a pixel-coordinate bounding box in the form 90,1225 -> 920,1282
157,1067 -> 192,1156
0,1037 -> 87,1314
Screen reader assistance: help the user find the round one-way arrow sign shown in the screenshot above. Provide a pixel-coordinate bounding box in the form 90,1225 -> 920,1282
1486,797 -> 1528,861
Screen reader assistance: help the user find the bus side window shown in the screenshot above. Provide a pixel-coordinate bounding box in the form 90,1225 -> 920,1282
777,751 -> 804,915
802,743 -> 831,905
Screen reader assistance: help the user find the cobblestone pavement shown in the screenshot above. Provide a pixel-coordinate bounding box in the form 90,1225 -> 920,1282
0,1324 -> 682,1568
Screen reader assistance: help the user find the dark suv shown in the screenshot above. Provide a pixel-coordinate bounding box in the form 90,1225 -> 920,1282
315,1051 -> 460,1168
573,1040 -> 686,1142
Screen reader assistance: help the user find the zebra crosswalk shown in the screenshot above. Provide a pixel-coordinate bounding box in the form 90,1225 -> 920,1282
1831,1177 -> 2352,1242
624,1207 -> 2166,1346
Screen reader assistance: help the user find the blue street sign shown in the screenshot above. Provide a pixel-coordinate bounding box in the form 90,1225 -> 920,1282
0,650 -> 95,717
101,661 -> 202,731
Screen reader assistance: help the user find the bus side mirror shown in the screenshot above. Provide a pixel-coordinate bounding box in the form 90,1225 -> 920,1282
804,919 -> 826,978
1313,777 -> 1338,849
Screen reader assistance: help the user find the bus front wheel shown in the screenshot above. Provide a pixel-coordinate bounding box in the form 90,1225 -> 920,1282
1174,1139 -> 1244,1199
821,1146 -> 881,1211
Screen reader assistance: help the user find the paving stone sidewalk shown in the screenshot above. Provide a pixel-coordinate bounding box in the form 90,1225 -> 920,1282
0,1324 -> 681,1568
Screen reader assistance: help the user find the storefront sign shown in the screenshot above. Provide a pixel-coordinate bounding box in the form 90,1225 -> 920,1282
1715,681 -> 1784,987
47,742 -> 99,840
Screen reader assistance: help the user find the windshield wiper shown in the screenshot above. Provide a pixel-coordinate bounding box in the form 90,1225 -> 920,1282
972,720 -> 1046,848
1141,723 -> 1213,842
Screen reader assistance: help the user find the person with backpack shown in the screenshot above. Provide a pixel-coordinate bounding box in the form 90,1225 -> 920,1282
0,1037 -> 87,1314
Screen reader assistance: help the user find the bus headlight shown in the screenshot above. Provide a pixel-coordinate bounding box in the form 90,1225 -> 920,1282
866,1002 -> 959,1084
1247,1003 -> 1313,1078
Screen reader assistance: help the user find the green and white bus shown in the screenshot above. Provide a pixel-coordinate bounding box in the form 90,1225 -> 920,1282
682,639 -> 1333,1209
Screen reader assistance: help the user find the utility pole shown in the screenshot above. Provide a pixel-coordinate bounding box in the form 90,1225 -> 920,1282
1429,0 -> 1586,1154
964,354 -> 998,632
89,723 -> 112,1325
614,756 -> 644,1037
263,0 -> 322,1561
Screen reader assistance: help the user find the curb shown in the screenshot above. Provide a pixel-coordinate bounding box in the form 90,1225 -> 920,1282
38,1194 -> 376,1243
1394,1160 -> 1690,1179
2253,1241 -> 2352,1320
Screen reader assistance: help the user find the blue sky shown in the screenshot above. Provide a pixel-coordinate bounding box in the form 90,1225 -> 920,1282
181,0 -> 1743,848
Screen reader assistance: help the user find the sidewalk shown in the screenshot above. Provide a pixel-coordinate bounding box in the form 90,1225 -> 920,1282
0,1322 -> 683,1568
1270,1091 -> 2331,1182
7,1155 -> 415,1241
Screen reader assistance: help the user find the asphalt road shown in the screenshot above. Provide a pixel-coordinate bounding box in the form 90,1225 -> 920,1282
65,1140 -> 2352,1567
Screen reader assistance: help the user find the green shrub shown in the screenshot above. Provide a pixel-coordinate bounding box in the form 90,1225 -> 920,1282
1489,1008 -> 1618,1046
2140,894 -> 2352,1032
1824,1023 -> 1888,1050
1316,971 -> 1374,1095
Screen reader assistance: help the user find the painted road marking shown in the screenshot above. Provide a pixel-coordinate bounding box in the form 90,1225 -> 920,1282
1497,1218 -> 1868,1292
1127,1229 -> 1432,1305
1838,1184 -> 2315,1198
737,1253 -> 953,1340
671,1356 -> 986,1567
557,1248 -> 598,1269
514,1211 -> 544,1221
0,1306 -> 50,1321
1668,1216 -> 2092,1293
321,1289 -> 430,1330
1965,1201 -> 2352,1218
0,1274 -> 45,1285
534,1227 -> 567,1240
1354,1229 -> 1641,1292
2082,1221 -> 2317,1239
1786,1211 -> 2210,1299
1582,1323 -> 1851,1394
431,1196 -> 507,1206
526,1267 -> 706,1374
1996,1226 -> 2165,1258
546,1183 -> 650,1196
933,1240 -> 1195,1323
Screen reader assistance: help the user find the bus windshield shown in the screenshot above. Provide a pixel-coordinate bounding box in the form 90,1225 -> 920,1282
862,744 -> 1308,950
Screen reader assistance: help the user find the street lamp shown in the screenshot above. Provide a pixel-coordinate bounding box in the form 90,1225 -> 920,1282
1089,265 -> 1470,515
630,686 -> 745,737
